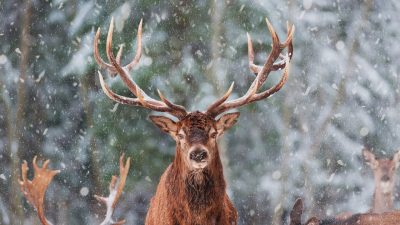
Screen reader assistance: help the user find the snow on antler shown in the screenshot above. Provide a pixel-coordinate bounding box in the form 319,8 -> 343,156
94,154 -> 131,225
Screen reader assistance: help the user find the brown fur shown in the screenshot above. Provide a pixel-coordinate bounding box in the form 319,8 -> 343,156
319,211 -> 400,225
145,112 -> 238,225
294,198 -> 400,225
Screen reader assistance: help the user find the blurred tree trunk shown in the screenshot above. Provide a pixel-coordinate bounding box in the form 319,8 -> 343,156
272,95 -> 292,225
1,89 -> 13,225
207,0 -> 231,179
9,0 -> 32,224
81,73 -> 102,198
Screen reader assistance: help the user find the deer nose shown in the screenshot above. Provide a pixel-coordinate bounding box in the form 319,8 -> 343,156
381,175 -> 391,182
190,148 -> 208,162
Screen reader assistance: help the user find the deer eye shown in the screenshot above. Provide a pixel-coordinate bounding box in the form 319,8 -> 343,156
177,133 -> 185,140
210,132 -> 218,139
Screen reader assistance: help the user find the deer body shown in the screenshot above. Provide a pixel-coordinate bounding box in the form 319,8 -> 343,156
146,150 -> 236,224
318,211 -> 400,225
291,199 -> 400,225
145,112 -> 238,225
362,149 -> 400,213
372,186 -> 393,213
94,17 -> 294,225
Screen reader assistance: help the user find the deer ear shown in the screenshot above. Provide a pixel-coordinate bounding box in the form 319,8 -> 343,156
362,148 -> 378,169
216,112 -> 240,134
289,198 -> 303,225
305,217 -> 320,225
149,115 -> 178,135
393,150 -> 400,169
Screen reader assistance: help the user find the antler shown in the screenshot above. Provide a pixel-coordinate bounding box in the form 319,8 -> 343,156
19,156 -> 60,225
94,154 -> 131,225
95,18 -> 188,119
94,18 -> 143,77
206,18 -> 294,117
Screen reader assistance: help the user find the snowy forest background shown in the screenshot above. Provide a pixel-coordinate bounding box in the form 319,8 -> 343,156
1,0 -> 400,224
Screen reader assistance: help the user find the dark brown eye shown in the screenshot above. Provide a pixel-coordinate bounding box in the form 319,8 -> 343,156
210,132 -> 218,138
177,133 -> 185,140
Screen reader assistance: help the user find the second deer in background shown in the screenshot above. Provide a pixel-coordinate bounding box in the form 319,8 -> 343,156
362,148 -> 400,213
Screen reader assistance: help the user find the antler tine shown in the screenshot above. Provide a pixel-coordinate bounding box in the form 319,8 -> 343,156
116,45 -> 124,65
248,19 -> 294,75
19,156 -> 60,225
95,154 -> 131,225
95,18 -> 188,119
94,18 -> 141,78
250,52 -> 290,102
256,18 -> 283,84
206,18 -> 294,117
125,18 -> 143,71
94,27 -> 117,75
157,89 -> 188,112
105,18 -> 157,101
205,82 -> 235,113
114,154 -> 130,208
247,33 -> 259,75
98,71 -> 186,116
98,71 -> 143,106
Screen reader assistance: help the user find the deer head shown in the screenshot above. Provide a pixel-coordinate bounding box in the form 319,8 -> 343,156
149,111 -> 239,170
362,148 -> 400,213
94,17 -> 294,174
362,148 -> 400,195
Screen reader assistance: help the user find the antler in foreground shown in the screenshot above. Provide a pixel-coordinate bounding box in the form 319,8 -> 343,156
19,156 -> 60,225
94,154 -> 131,225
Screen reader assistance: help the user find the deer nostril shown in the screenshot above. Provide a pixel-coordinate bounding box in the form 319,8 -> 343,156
190,149 -> 208,162
381,175 -> 391,182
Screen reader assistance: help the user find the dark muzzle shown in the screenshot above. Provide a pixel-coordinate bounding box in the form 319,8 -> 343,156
190,148 -> 208,162
381,175 -> 391,182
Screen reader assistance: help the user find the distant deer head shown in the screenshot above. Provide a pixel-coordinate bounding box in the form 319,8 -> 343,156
94,17 -> 294,225
362,148 -> 400,213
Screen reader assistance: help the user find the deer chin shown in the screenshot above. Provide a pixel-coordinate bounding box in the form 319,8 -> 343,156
380,181 -> 392,194
190,160 -> 208,170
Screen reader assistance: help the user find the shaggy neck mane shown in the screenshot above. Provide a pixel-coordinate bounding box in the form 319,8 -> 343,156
185,168 -> 215,208
167,145 -> 226,211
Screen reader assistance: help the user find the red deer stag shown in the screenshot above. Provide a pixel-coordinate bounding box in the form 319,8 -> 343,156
94,17 -> 294,225
19,155 -> 130,225
362,148 -> 400,213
